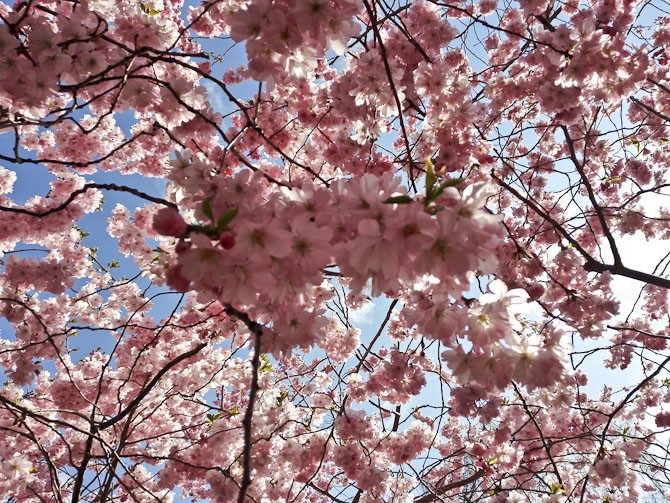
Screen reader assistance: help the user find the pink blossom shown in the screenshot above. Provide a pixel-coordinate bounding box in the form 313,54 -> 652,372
656,411 -> 670,428
153,207 -> 188,237
0,1 -> 668,501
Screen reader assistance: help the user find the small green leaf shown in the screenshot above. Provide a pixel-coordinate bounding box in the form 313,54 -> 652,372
425,158 -> 437,198
276,391 -> 289,406
216,208 -> 238,231
228,406 -> 239,415
259,354 -> 272,373
73,225 -> 90,240
488,457 -> 498,465
109,260 -> 119,269
206,412 -> 220,423
383,195 -> 414,205
140,3 -> 161,15
550,483 -> 566,495
201,199 -> 214,221
630,138 -> 642,154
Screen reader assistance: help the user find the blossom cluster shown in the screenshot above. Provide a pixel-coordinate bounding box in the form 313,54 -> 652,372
189,0 -> 361,82
0,0 -> 669,501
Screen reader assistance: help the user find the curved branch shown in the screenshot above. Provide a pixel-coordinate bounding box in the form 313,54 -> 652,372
0,182 -> 177,218
414,468 -> 487,503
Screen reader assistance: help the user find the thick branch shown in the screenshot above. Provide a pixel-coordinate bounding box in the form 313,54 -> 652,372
414,468 -> 487,503
0,182 -> 176,218
227,305 -> 265,503
584,260 -> 670,290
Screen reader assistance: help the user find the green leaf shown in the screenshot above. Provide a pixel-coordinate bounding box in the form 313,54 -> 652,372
140,3 -> 161,15
383,195 -> 414,205
550,483 -> 566,495
425,158 -> 437,198
201,199 -> 214,221
630,138 -> 642,154
276,391 -> 289,406
259,354 -> 272,373
216,208 -> 238,231
109,260 -> 119,269
206,412 -> 220,423
228,406 -> 239,416
73,225 -> 90,241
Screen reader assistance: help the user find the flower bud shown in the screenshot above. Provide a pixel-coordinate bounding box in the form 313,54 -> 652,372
175,240 -> 191,254
219,231 -> 236,250
166,265 -> 190,292
153,208 -> 188,237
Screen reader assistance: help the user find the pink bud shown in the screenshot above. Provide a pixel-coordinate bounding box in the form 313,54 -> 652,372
166,265 -> 190,292
175,240 -> 192,254
153,208 -> 188,237
219,231 -> 236,250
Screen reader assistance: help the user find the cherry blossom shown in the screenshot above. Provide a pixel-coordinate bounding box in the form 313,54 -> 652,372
0,0 -> 669,501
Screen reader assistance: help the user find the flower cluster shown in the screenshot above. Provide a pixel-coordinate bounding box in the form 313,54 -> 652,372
0,0 -> 668,501
190,0 -> 361,82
